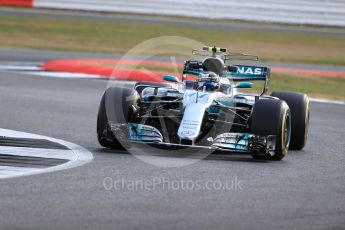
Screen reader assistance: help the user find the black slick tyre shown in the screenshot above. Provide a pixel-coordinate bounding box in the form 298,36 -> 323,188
250,99 -> 291,160
271,92 -> 310,150
97,87 -> 139,149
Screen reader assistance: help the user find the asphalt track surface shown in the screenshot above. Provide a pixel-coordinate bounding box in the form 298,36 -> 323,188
0,49 -> 345,230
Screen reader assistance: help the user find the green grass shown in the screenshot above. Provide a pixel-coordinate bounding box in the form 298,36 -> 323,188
269,74 -> 345,101
241,73 -> 345,101
1,16 -> 345,66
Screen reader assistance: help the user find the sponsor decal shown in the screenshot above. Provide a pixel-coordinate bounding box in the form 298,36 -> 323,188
237,66 -> 263,75
180,120 -> 199,130
181,130 -> 195,137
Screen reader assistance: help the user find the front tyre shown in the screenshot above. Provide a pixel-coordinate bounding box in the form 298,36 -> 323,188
271,92 -> 310,150
97,87 -> 139,149
250,99 -> 291,161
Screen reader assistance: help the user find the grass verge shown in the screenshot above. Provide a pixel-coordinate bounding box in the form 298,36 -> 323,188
0,16 -> 345,66
239,73 -> 345,101
269,74 -> 345,101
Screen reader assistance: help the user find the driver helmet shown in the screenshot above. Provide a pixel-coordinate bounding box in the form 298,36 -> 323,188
197,72 -> 220,91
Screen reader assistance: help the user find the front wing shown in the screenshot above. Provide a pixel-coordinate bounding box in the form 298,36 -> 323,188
107,122 -> 276,156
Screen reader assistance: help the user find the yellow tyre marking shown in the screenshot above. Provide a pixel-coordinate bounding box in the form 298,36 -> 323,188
304,97 -> 310,143
281,106 -> 288,153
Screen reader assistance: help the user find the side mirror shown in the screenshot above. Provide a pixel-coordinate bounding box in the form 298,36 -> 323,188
163,75 -> 179,83
235,82 -> 253,88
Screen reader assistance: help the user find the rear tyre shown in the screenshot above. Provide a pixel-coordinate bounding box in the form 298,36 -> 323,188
97,87 -> 139,149
271,92 -> 310,150
250,99 -> 291,161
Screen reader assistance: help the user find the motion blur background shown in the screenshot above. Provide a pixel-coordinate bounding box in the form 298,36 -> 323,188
1,0 -> 345,100
3,0 -> 345,26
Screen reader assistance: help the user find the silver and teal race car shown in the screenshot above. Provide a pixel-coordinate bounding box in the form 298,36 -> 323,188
97,46 -> 310,160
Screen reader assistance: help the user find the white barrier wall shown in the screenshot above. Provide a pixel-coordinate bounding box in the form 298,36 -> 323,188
33,0 -> 345,27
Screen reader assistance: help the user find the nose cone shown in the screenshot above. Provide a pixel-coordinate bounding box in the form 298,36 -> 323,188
178,120 -> 200,141
178,92 -> 215,144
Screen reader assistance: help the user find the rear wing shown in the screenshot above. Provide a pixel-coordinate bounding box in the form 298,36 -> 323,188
227,65 -> 270,95
182,61 -> 270,95
192,46 -> 259,61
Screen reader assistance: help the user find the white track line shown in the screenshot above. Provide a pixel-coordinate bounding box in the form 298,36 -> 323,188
0,65 -> 42,71
0,166 -> 40,177
0,128 -> 93,179
0,146 -> 75,160
0,64 -> 102,78
22,71 -> 102,79
310,98 -> 345,105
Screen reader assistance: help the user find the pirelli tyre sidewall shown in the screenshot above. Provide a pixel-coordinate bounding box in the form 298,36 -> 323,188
250,99 -> 291,161
97,86 -> 139,149
271,92 -> 310,150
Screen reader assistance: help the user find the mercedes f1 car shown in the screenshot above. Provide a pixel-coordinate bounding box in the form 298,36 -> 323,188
97,46 -> 310,160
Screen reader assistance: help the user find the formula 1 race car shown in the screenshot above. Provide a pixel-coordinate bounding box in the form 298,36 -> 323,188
97,46 -> 310,160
